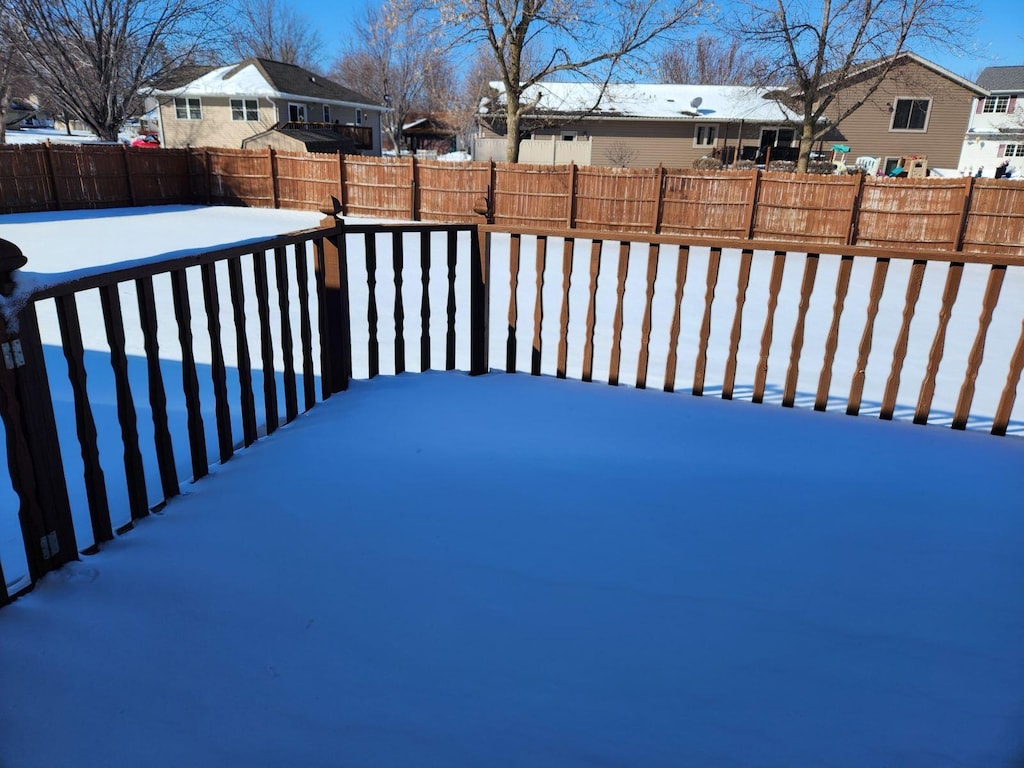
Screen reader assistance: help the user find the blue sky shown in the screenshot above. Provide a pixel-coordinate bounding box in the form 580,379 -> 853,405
300,0 -> 1018,82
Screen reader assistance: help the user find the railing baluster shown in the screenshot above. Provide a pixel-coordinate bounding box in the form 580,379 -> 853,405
419,230 -> 431,371
445,229 -> 457,371
556,238 -> 574,379
815,255 -> 854,411
253,250 -> 280,432
663,246 -> 691,394
392,230 -> 406,375
582,239 -> 601,382
200,263 -> 233,464
294,242 -> 316,412
227,258 -> 258,446
722,248 -> 753,400
608,241 -> 629,386
847,257 -> 890,416
953,265 -> 1006,430
692,247 -> 722,397
992,318 -> 1024,436
635,243 -> 660,389
135,276 -> 179,500
782,253 -> 819,408
914,262 -> 963,424
274,246 -> 298,423
99,284 -> 149,521
365,232 -> 380,378
752,252 -> 786,404
531,235 -> 548,376
170,268 -> 208,480
55,293 -> 113,546
507,233 -> 521,373
880,259 -> 927,420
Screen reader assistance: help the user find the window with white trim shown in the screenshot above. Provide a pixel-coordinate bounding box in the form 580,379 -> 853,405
983,95 -> 1010,113
288,103 -> 306,122
355,109 -> 363,125
230,99 -> 259,121
174,97 -> 202,120
890,98 -> 930,131
694,124 -> 717,147
560,131 -> 577,141
323,105 -> 331,122
1003,144 -> 1024,157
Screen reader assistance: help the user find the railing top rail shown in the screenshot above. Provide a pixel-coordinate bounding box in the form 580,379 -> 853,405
479,224 -> 1024,268
20,221 -> 476,304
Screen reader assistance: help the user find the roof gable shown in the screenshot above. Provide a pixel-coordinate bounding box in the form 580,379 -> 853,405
977,65 -> 1024,92
817,51 -> 987,96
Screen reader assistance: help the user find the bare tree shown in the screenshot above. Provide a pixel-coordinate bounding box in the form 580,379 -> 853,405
4,0 -> 226,141
413,0 -> 706,162
659,34 -> 766,84
735,0 -> 975,172
228,0 -> 323,69
333,2 -> 452,153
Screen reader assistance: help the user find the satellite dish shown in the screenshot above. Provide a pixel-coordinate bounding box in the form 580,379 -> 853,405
690,97 -> 703,109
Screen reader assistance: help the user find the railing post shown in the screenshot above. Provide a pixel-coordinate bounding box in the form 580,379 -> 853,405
0,238 -> 78,584
315,199 -> 352,395
469,224 -> 490,376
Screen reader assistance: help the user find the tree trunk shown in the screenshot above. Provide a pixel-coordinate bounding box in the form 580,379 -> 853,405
796,116 -> 816,173
505,95 -> 521,163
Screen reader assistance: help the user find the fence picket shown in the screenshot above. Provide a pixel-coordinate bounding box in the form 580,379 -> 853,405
274,247 -> 298,423
782,254 -> 819,408
556,238 -> 574,379
253,251 -> 280,432
722,249 -> 753,400
392,231 -> 406,375
692,247 -> 723,396
815,255 -> 854,411
446,229 -> 457,371
506,233 -> 521,373
880,260 -> 927,419
227,258 -> 258,446
365,232 -> 380,378
914,262 -> 964,424
170,268 -> 208,480
294,243 -> 316,412
608,241 -> 630,386
532,236 -> 548,376
953,265 -> 1006,429
200,263 -> 234,464
419,230 -> 431,371
663,246 -> 691,393
847,258 -> 890,416
992,319 -> 1024,436
752,252 -> 786,404
635,244 -> 659,389
582,240 -> 602,382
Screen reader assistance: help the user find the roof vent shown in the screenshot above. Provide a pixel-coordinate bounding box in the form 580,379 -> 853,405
690,97 -> 702,109
310,76 -> 316,83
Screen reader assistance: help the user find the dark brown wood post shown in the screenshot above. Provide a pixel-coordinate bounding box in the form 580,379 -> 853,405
338,153 -> 348,215
314,201 -> 351,394
44,141 -> 62,210
846,172 -> 865,245
955,176 -> 975,252
410,155 -> 419,221
745,169 -> 761,238
268,147 -> 279,209
203,149 -> 213,204
0,238 -> 78,583
469,225 -> 490,376
651,163 -> 665,234
122,144 -> 137,207
566,162 -> 578,228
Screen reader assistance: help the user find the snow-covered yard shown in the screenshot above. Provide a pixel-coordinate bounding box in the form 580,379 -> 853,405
0,205 -> 1022,766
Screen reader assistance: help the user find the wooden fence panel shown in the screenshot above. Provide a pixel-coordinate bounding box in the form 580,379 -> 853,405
275,151 -> 339,211
753,173 -> 860,245
204,148 -> 274,208
344,156 -> 414,218
49,145 -> 132,208
125,148 -> 192,205
0,146 -> 53,212
493,163 -> 570,228
417,160 -> 490,222
961,180 -> 1024,256
659,170 -> 755,238
574,167 -> 659,233
856,178 -> 967,250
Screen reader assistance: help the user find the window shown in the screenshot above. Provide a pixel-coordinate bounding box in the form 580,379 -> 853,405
174,97 -> 202,120
983,95 -> 1010,113
560,131 -> 577,141
288,103 -> 306,122
890,98 -> 930,131
355,109 -> 363,125
759,127 -> 795,147
230,99 -> 258,121
1002,144 -> 1024,157
694,124 -> 717,147
323,105 -> 331,122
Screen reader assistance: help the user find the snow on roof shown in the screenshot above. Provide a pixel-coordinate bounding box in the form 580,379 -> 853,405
487,81 -> 800,122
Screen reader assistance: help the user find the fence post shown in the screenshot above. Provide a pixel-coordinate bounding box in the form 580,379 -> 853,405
337,153 -> 348,215
469,224 -> 490,376
745,169 -> 761,238
268,148 -> 279,209
314,201 -> 351,395
44,141 -> 62,211
203,149 -> 213,204
566,162 -> 578,229
955,176 -> 975,252
846,172 -> 866,245
0,238 -> 78,584
410,155 -> 419,221
651,164 -> 665,234
122,144 -> 137,207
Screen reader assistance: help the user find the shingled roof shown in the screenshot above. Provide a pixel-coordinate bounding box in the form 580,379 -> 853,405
977,65 -> 1024,93
238,59 -> 379,106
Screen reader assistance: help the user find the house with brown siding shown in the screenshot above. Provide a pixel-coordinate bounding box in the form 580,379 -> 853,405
148,59 -> 384,155
805,52 -> 987,175
476,82 -> 803,169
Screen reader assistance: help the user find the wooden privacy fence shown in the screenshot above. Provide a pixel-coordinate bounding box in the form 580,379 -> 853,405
3,144 -> 1024,255
0,218 -> 1022,607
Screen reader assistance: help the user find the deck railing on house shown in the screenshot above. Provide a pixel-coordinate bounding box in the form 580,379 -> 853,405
0,216 -> 1021,607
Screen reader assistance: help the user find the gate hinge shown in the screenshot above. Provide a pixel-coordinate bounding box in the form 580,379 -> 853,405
2,339 -> 24,370
40,531 -> 59,560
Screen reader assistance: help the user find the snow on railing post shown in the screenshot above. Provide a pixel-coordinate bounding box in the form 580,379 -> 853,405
0,238 -> 79,590
315,198 -> 352,395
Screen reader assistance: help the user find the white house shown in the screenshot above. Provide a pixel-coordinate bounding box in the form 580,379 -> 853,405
958,65 -> 1023,178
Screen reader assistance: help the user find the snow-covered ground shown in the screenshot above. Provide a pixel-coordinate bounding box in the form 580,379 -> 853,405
0,205 -> 1022,765
1,372 -> 1022,767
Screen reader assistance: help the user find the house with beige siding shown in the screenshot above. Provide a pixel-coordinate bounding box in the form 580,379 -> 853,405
804,52 -> 987,175
148,59 -> 384,154
476,82 -> 803,169
958,65 -> 1024,178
